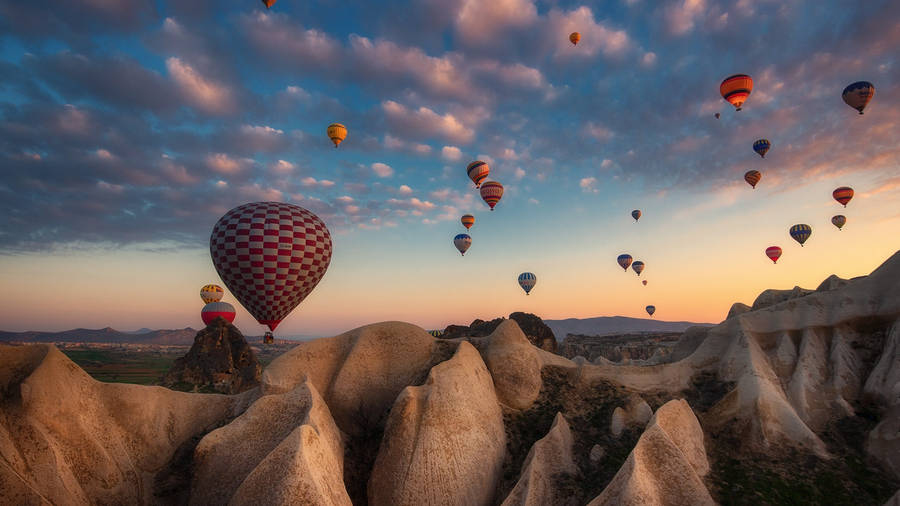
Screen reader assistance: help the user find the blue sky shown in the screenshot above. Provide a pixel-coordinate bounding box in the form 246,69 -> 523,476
1,0 -> 898,335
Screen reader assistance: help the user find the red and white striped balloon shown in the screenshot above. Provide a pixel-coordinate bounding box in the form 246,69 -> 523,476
202,301 -> 236,325
210,202 -> 332,331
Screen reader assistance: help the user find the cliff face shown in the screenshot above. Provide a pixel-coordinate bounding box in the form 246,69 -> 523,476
163,317 -> 260,394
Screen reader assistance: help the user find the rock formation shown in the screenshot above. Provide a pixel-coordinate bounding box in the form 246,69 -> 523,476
560,332 -> 682,364
502,412 -> 577,506
441,312 -> 558,352
483,319 -> 542,410
610,394 -> 652,438
164,317 -> 260,394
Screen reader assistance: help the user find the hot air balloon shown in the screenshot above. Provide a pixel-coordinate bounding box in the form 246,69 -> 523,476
753,139 -> 771,158
720,74 -> 753,111
201,301 -> 236,325
632,210 -> 642,222
842,81 -> 875,115
480,181 -> 504,210
326,123 -> 347,148
646,305 -> 656,317
765,246 -> 782,264
744,170 -> 761,189
790,224 -> 812,247
454,233 -> 472,256
569,32 -> 581,45
200,284 -> 224,304
261,0 -> 276,8
518,272 -> 537,295
632,261 -> 645,276
210,202 -> 332,332
429,329 -> 443,337
617,254 -> 633,271
461,214 -> 475,230
467,161 -> 490,188
833,187 -> 854,207
832,215 -> 846,231
714,113 -> 720,119
264,332 -> 274,344
642,280 -> 648,286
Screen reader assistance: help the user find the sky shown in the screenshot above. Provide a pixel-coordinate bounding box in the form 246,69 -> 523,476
0,0 -> 898,337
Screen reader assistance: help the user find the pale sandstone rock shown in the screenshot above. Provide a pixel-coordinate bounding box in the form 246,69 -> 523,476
867,408 -> 900,480
483,319 -> 542,410
501,412 -> 576,506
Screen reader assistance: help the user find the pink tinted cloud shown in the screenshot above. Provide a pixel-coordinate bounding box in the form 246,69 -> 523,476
382,100 -> 475,144
166,57 -> 236,115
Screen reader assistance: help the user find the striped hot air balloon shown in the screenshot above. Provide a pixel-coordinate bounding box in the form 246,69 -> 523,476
833,187 -> 854,207
326,123 -> 347,148
646,305 -> 656,317
201,301 -> 236,325
454,233 -> 472,256
790,224 -> 812,247
467,161 -> 490,188
842,81 -> 875,114
518,272 -> 537,295
632,261 -> 645,276
632,210 -> 642,222
744,170 -> 761,189
461,214 -> 475,230
200,284 -> 224,304
765,246 -> 782,263
720,74 -> 753,111
480,181 -> 504,210
832,215 -> 846,231
753,139 -> 771,158
617,254 -> 633,271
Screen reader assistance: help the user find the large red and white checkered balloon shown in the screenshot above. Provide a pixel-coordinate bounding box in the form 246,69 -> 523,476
210,202 -> 332,331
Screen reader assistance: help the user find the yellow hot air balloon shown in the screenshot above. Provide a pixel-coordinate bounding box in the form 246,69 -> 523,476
569,32 -> 581,45
720,74 -> 753,111
200,284 -> 224,304
327,123 -> 347,148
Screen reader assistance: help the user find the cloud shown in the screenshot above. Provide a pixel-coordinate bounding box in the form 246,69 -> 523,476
166,57 -> 236,115
372,162 -> 395,178
205,153 -> 249,175
301,177 -> 337,188
271,159 -> 294,174
585,122 -> 614,141
239,183 -> 283,201
442,146 -> 463,161
580,177 -> 599,193
514,167 -> 526,179
398,184 -> 413,195
665,0 -> 707,35
95,149 -> 114,160
641,51 -> 657,67
455,0 -> 538,45
384,134 -> 432,155
336,195 -> 354,204
546,7 -> 632,58
382,100 -> 475,144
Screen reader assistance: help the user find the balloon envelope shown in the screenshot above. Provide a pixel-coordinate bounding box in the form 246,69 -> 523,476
790,224 -> 812,247
461,214 -> 475,230
202,301 -> 236,325
744,170 -> 761,189
454,234 -> 472,256
765,246 -> 782,263
518,272 -> 537,295
210,202 -> 333,331
832,215 -> 846,230
833,187 -> 854,207
200,284 -> 224,304
642,280 -> 648,286
842,81 -> 875,114
753,139 -> 771,158
632,210 -> 641,222
261,0 -> 276,7
326,123 -> 347,148
720,74 -> 753,111
632,261 -> 645,276
466,161 -> 490,188
646,305 -> 656,316
569,32 -> 581,45
617,254 -> 633,271
480,181 -> 504,210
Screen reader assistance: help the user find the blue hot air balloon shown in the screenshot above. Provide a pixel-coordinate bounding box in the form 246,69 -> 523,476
789,224 -> 812,247
518,272 -> 537,295
646,305 -> 656,316
617,254 -> 633,271
753,139 -> 771,158
454,234 -> 472,256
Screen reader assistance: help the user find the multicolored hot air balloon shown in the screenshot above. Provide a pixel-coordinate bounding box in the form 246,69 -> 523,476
210,202 -> 332,332
200,284 -> 224,304
632,261 -> 645,276
461,214 -> 475,230
454,233 -> 472,256
632,210 -> 641,222
842,81 -> 875,115
646,305 -> 656,317
201,301 -> 236,325
261,0 -> 276,8
744,170 -> 761,189
832,215 -> 846,231
429,329 -> 444,338
569,32 -> 581,45
833,187 -> 854,207
467,161 -> 490,188
790,224 -> 812,247
480,181 -> 504,210
642,280 -> 648,286
720,74 -> 753,111
753,139 -> 771,158
518,272 -> 537,295
617,254 -> 633,271
326,123 -> 347,148
765,246 -> 782,264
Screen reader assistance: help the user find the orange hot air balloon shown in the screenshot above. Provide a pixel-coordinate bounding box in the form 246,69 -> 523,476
765,246 -> 782,264
842,81 -> 875,114
261,0 -> 276,8
480,181 -> 504,210
832,187 -> 854,207
461,214 -> 475,230
744,170 -> 761,189
569,32 -> 581,45
326,123 -> 347,148
467,161 -> 490,188
720,74 -> 753,111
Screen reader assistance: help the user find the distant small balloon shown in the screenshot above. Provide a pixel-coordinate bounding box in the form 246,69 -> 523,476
842,81 -> 875,114
617,254 -> 633,271
200,284 -> 224,304
327,123 -> 347,148
744,170 -> 761,189
461,214 -> 475,230
714,113 -> 720,119
632,261 -> 645,276
831,215 -> 846,231
518,272 -> 537,295
790,224 -> 812,247
569,32 -> 581,45
480,181 -> 504,211
201,301 -> 236,325
753,139 -> 771,158
720,74 -> 753,111
832,187 -> 854,207
454,233 -> 472,256
646,305 -> 656,317
632,210 -> 642,222
765,246 -> 782,264
642,280 -> 648,286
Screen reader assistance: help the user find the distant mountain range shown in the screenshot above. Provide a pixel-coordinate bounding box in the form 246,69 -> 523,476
543,316 -> 715,340
0,327 -> 199,345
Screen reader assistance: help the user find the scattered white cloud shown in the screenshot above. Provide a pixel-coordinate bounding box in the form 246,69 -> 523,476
205,153 -> 249,174
271,159 -> 294,174
166,57 -> 236,115
372,162 -> 395,178
398,184 -> 413,195
580,176 -> 599,193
